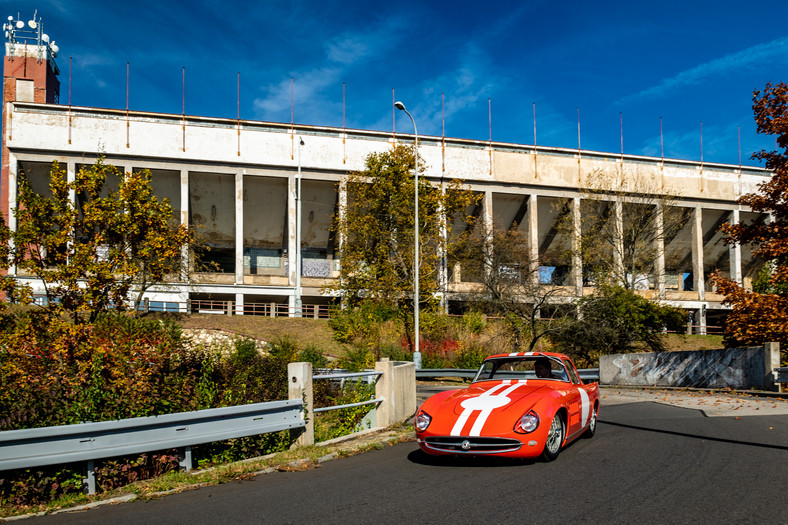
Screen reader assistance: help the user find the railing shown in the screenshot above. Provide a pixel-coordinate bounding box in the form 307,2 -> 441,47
288,360 -> 417,447
415,368 -> 601,383
311,370 -> 384,414
0,400 -> 304,495
130,298 -> 333,319
775,368 -> 788,384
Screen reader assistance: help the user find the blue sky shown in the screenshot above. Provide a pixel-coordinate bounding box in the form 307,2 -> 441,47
4,0 -> 787,166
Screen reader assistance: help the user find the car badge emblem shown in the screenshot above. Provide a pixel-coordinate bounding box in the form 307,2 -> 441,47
461,440 -> 471,450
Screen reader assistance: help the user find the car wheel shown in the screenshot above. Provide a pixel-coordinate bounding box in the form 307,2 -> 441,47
583,404 -> 598,438
541,413 -> 564,462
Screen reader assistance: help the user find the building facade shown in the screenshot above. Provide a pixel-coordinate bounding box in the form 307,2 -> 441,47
1,28 -> 771,332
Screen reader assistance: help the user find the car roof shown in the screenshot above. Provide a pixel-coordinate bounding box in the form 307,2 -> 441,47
484,351 -> 571,360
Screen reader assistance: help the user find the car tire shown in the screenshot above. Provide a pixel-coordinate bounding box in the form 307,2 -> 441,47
541,413 -> 565,462
583,404 -> 598,438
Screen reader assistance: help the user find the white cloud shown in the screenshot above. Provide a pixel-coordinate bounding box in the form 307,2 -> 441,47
253,16 -> 410,123
621,36 -> 788,104
410,45 -> 499,137
325,15 -> 408,65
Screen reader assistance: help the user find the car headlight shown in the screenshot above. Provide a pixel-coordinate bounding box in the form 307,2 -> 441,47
515,410 -> 540,433
415,410 -> 432,432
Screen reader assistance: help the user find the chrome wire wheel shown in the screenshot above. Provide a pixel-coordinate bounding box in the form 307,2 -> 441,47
584,405 -> 598,438
541,413 -> 564,461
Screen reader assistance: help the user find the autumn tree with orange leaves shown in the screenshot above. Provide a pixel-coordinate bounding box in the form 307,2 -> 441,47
712,82 -> 788,349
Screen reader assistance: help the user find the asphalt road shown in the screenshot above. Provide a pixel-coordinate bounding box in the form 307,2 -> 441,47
23,392 -> 788,525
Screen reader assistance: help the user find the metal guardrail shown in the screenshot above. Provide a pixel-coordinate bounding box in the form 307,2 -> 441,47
775,368 -> 788,383
415,368 -> 601,383
0,399 -> 304,494
312,370 -> 384,414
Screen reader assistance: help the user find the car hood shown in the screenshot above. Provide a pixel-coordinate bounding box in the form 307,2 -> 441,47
442,380 -> 553,416
423,379 -> 559,437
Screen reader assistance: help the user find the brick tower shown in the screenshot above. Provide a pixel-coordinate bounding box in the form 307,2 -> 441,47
2,11 -> 60,222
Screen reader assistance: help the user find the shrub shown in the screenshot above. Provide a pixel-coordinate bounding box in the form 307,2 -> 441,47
462,310 -> 487,335
454,343 -> 488,369
327,303 -> 396,345
297,344 -> 329,369
337,345 -> 375,372
314,381 -> 376,442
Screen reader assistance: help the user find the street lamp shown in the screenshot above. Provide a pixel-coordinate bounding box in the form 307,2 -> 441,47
394,101 -> 421,369
295,137 -> 304,317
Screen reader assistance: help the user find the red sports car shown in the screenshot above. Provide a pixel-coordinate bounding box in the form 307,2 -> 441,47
415,352 -> 599,461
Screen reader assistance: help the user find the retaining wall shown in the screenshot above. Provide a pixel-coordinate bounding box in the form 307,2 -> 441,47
600,343 -> 780,390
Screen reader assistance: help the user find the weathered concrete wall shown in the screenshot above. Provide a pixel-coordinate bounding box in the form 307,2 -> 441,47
600,343 -> 780,390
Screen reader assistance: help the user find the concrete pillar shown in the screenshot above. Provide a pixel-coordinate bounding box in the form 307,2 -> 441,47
179,169 -> 189,227
375,359 -> 394,428
287,362 -> 314,447
527,193 -> 539,287
730,209 -> 742,284
235,171 -> 243,285
613,200 -> 624,282
691,206 -> 705,300
571,197 -> 582,297
375,359 -> 416,427
483,190 -> 493,279
765,342 -> 780,391
180,169 -> 189,278
338,180 -> 347,309
287,172 -> 297,316
235,293 -> 244,316
699,303 -> 707,335
654,203 -> 666,299
438,185 -> 448,313
7,152 -> 17,275
67,160 -> 76,203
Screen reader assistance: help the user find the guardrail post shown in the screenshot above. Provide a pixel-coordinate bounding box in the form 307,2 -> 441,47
226,300 -> 233,316
270,302 -> 276,318
288,362 -> 314,447
83,460 -> 96,495
180,446 -> 192,472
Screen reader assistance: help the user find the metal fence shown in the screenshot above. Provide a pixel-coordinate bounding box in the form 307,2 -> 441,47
0,400 -> 304,494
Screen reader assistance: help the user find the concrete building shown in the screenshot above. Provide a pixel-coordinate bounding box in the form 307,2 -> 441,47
1,17 -> 771,332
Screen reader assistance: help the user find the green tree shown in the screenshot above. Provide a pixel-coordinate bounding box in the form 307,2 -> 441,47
711,82 -> 788,347
1,158 -> 194,322
551,284 -> 685,366
326,145 -> 477,349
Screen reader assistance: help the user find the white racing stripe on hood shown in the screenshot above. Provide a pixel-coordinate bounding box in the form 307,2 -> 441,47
450,380 -> 528,436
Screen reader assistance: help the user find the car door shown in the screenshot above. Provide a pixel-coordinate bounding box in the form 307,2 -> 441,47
562,358 -> 585,437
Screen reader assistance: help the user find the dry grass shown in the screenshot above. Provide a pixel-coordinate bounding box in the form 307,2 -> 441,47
172,314 -> 725,359
175,314 -> 348,357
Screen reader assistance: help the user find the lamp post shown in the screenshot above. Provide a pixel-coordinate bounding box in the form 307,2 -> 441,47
295,137 -> 304,317
394,101 -> 421,369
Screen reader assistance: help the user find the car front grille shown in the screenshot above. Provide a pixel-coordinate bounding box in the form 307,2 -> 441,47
423,436 -> 522,454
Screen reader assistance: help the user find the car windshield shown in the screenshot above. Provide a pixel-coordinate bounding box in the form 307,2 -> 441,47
472,356 -> 569,382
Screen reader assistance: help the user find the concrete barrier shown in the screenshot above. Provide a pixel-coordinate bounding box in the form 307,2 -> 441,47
375,359 -> 417,427
600,342 -> 780,391
288,360 -> 417,446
